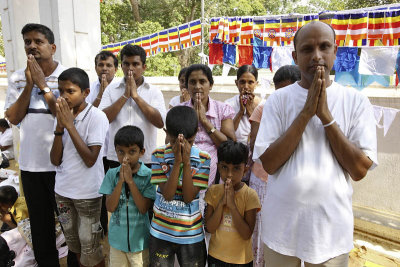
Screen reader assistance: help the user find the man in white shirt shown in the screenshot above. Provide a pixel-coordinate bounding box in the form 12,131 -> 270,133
87,50 -> 120,236
4,23 -> 65,267
253,21 -> 378,266
87,51 -> 120,107
99,44 -> 166,167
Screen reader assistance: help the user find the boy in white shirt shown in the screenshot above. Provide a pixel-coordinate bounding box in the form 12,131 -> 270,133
0,119 -> 13,168
50,68 -> 109,267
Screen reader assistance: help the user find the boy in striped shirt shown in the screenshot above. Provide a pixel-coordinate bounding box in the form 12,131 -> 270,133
149,106 -> 210,266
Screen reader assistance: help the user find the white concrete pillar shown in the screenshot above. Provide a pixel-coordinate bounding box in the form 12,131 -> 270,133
0,0 -> 101,79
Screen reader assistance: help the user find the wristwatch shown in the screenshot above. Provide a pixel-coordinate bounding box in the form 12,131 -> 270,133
42,87 -> 51,94
207,126 -> 216,135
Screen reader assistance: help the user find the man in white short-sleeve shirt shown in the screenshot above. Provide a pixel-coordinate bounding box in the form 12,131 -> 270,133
99,44 -> 166,166
253,21 -> 378,266
4,23 -> 65,267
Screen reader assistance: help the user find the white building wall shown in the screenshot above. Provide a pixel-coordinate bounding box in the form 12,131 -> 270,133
0,0 -> 101,79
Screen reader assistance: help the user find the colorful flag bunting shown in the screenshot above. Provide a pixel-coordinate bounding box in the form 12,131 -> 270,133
383,10 -> 400,46
253,18 -> 266,46
141,35 -> 151,57
150,33 -> 159,56
280,16 -> 298,46
133,37 -> 142,46
209,18 -> 220,43
240,17 -> 253,45
168,27 -> 180,51
345,12 -> 368,47
302,14 -> 318,26
179,23 -> 192,49
158,30 -> 169,52
228,17 -> 241,44
190,19 -> 202,46
368,11 -> 385,46
264,19 -> 281,46
331,14 -> 350,46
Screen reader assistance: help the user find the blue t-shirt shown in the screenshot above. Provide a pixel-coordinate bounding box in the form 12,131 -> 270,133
99,162 -> 156,252
150,144 -> 210,244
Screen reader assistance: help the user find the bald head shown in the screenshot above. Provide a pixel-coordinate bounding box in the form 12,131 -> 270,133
294,21 -> 336,51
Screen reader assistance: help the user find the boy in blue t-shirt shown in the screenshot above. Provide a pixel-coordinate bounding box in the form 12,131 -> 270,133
99,126 -> 156,267
149,106 -> 210,267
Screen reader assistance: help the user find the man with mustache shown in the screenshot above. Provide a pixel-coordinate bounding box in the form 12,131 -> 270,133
87,51 -> 120,108
4,23 -> 66,267
253,21 -> 377,266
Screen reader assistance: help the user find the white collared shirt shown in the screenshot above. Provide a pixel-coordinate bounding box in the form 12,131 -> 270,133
87,77 -> 122,105
54,104 -> 109,199
99,77 -> 166,163
253,82 -> 378,263
5,61 -> 66,172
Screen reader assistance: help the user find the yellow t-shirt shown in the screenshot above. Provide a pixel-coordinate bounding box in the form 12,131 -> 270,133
10,197 -> 29,224
204,183 -> 261,264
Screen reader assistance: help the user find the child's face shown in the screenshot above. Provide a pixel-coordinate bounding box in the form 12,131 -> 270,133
115,144 -> 144,170
58,80 -> 88,110
0,203 -> 11,214
218,161 -> 247,187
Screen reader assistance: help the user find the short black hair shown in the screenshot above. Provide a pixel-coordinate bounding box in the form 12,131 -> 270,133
120,44 -> 146,64
166,106 -> 198,138
95,51 -> 118,69
293,21 -> 336,51
273,65 -> 301,84
237,65 -> 258,80
21,23 -> 55,44
217,140 -> 249,165
185,64 -> 214,89
178,67 -> 188,80
114,126 -> 144,150
0,186 -> 18,206
0,119 -> 10,129
58,68 -> 89,92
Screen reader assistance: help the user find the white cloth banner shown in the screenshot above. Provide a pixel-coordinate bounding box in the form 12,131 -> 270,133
222,64 -> 231,77
271,47 -> 294,72
359,47 -> 399,76
373,105 -> 399,136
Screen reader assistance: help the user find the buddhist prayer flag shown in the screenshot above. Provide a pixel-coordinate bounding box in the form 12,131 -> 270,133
179,23 -> 191,49
223,44 -> 236,65
158,30 -> 169,52
190,19 -> 202,46
141,35 -> 151,57
240,17 -> 253,45
168,27 -> 180,51
0,62 -> 6,72
331,14 -> 350,46
215,17 -> 228,43
133,37 -> 142,46
302,14 -> 318,26
208,43 -> 223,64
209,18 -> 220,43
150,33 -> 159,56
319,13 -> 333,26
238,45 -> 253,65
368,11 -> 385,46
228,17 -> 241,44
345,12 -> 368,47
383,10 -> 400,46
280,17 -> 298,46
264,19 -> 281,46
253,18 -> 266,46
109,43 -> 121,55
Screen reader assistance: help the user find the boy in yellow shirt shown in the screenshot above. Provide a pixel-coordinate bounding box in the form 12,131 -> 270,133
204,140 -> 261,266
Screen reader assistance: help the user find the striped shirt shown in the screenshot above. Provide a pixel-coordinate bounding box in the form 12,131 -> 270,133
150,144 -> 210,244
5,62 -> 66,171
